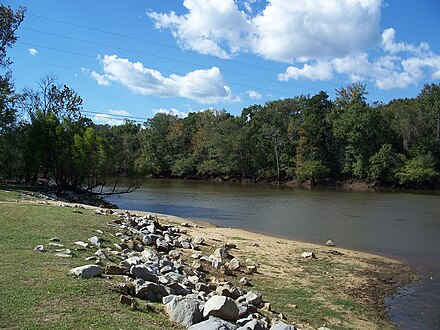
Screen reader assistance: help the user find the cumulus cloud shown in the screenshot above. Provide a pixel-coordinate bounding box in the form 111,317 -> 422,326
148,0 -> 381,62
109,109 -> 130,116
87,55 -> 239,104
247,90 -> 262,100
153,107 -> 188,118
280,30 -> 440,90
28,48 -> 38,56
278,60 -> 333,81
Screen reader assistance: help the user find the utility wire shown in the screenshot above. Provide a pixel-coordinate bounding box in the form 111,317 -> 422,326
26,12 -> 396,100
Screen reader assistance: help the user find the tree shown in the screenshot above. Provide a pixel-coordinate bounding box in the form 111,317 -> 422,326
295,91 -> 333,182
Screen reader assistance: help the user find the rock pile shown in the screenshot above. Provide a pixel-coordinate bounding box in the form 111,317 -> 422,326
66,209 -> 319,330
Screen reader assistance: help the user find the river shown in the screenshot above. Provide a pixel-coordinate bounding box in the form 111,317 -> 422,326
106,179 -> 440,329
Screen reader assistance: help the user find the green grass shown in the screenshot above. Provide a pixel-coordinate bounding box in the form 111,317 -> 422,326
0,187 -> 180,330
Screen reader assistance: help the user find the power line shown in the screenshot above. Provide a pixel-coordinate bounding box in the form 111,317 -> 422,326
26,12 -> 396,100
20,27 -> 322,94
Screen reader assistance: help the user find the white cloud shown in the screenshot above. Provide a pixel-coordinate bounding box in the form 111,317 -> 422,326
381,28 -> 430,56
93,113 -> 124,126
81,68 -> 112,86
87,55 -> 239,104
28,48 -> 38,56
148,0 -> 381,62
278,60 -> 333,81
153,107 -> 188,118
247,90 -> 262,100
109,109 -> 130,116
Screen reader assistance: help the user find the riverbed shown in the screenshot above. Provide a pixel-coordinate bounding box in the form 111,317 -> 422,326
107,179 -> 440,329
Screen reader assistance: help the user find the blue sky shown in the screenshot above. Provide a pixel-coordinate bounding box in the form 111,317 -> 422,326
4,0 -> 440,124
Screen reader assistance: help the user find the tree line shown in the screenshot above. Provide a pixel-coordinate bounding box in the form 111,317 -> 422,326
1,5 -> 439,192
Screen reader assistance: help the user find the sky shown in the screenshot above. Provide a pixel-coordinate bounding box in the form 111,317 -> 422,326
4,0 -> 440,125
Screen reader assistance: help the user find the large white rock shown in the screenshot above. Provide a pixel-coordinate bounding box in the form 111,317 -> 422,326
168,298 -> 204,327
270,321 -> 297,330
69,265 -> 103,278
203,295 -> 239,321
188,316 -> 238,330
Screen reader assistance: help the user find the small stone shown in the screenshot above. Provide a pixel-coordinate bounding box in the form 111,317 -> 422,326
169,250 -> 181,259
301,251 -> 317,259
247,265 -> 257,274
69,265 -> 103,278
193,236 -> 204,245
34,245 -> 45,252
73,241 -> 89,248
95,249 -> 108,259
88,236 -> 101,248
181,222 -> 189,227
270,321 -> 297,330
228,258 -> 240,271
325,239 -> 335,247
49,237 -> 60,242
192,260 -> 204,272
240,277 -> 252,286
55,253 -> 72,258
49,243 -> 64,248
245,258 -> 256,266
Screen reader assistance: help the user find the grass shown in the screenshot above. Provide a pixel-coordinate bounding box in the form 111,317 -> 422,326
0,187 -> 180,330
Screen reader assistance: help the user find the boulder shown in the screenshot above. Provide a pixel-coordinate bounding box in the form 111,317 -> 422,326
270,321 -> 297,330
168,298 -> 204,327
188,317 -> 238,330
88,236 -> 101,248
130,265 -> 158,282
135,281 -> 168,300
228,258 -> 240,271
156,237 -> 170,252
105,264 -> 128,275
203,295 -> 239,321
214,247 -> 229,262
243,291 -> 262,306
239,277 -> 252,286
69,265 -> 103,278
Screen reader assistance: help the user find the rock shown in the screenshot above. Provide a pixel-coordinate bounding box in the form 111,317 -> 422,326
181,241 -> 192,249
270,321 -> 297,330
192,260 -> 204,272
49,242 -> 64,248
212,259 -> 223,269
34,245 -> 45,252
247,265 -> 258,274
49,237 -> 60,242
225,242 -> 237,249
245,258 -> 256,266
301,251 -> 317,259
156,237 -> 170,252
130,265 -> 158,282
95,249 -> 108,259
73,241 -> 89,248
120,294 -> 137,309
88,236 -> 101,248
214,247 -> 229,262
168,282 -> 191,296
228,258 -> 240,271
105,264 -> 128,275
193,236 -> 205,244
325,239 -> 335,247
240,277 -> 252,286
55,253 -> 72,258
203,295 -> 239,321
237,319 -> 266,330
191,252 -> 203,259
69,265 -> 103,278
195,282 -> 211,293
168,298 -> 204,327
135,281 -> 168,300
317,327 -> 332,330
188,316 -> 238,330
181,222 -> 189,227
243,291 -> 262,306
169,250 -> 181,259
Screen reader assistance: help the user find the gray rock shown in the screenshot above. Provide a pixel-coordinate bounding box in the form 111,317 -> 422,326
203,295 -> 239,321
55,253 -> 72,258
156,237 -> 170,252
270,321 -> 297,330
34,245 -> 45,252
135,281 -> 168,300
247,265 -> 258,274
214,247 -> 229,262
73,241 -> 89,248
237,319 -> 267,330
130,265 -> 158,282
169,250 -> 181,259
88,236 -> 101,248
301,251 -> 317,259
228,258 -> 240,271
193,236 -> 205,244
243,291 -> 262,306
325,239 -> 335,247
142,234 -> 153,245
240,277 -> 252,286
188,317 -> 238,330
181,241 -> 192,249
120,256 -> 142,268
49,237 -> 61,242
195,282 -> 211,293
168,298 -> 204,327
49,242 -> 64,248
95,249 -> 108,259
69,265 -> 103,278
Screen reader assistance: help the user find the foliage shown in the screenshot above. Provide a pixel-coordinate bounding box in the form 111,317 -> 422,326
394,153 -> 439,186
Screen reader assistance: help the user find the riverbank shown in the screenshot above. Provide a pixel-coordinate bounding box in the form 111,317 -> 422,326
0,186 -> 417,329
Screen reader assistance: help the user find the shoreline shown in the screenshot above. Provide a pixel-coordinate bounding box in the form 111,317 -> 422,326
3,189 -> 418,329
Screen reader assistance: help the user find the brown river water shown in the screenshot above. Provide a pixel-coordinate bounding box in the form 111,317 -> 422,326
107,179 -> 440,329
